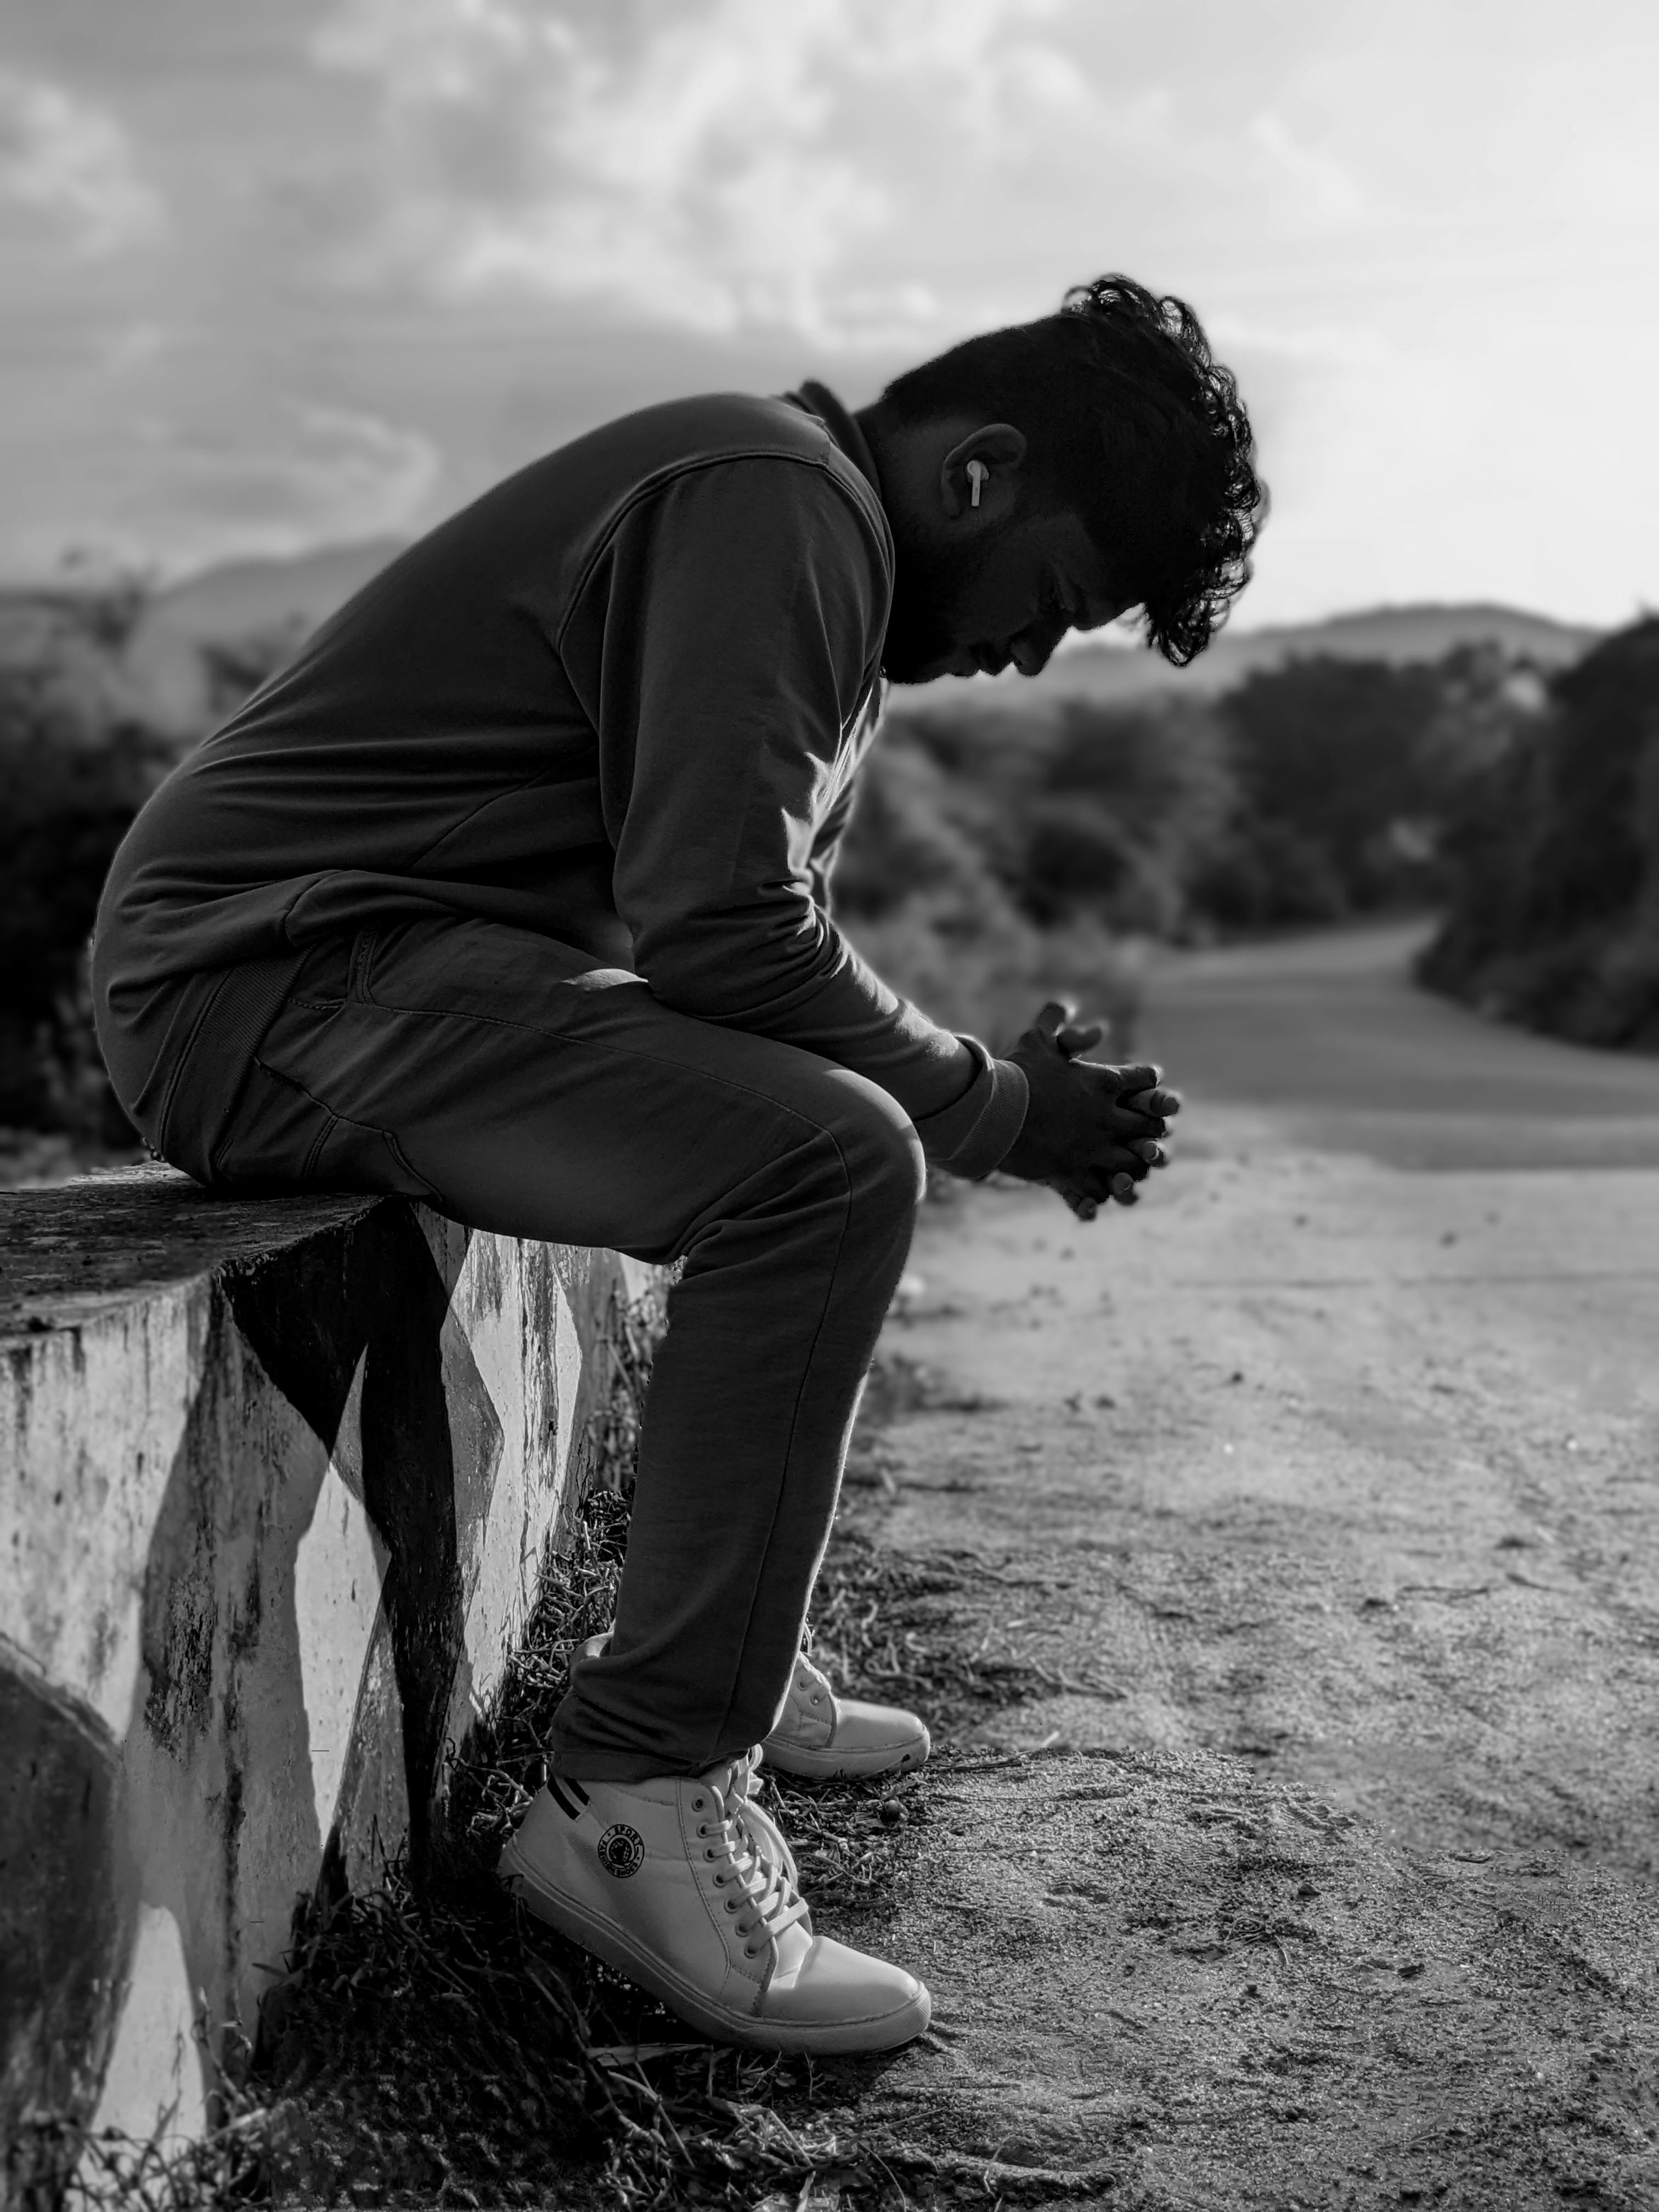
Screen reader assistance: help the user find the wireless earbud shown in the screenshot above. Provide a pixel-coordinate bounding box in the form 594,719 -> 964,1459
966,458 -> 989,508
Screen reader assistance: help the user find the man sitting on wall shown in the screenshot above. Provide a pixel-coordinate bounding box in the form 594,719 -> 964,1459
93,275 -> 1262,2056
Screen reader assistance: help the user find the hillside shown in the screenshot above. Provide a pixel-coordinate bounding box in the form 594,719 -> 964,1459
119,539 -> 406,732
901,601 -> 1601,718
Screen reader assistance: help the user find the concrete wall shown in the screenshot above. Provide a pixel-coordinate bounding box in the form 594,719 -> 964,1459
1,1167 -> 651,2160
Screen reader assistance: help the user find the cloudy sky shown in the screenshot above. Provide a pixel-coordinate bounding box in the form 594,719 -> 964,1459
3,0 -> 1656,627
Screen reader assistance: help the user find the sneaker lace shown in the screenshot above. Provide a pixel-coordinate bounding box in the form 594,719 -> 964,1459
741,1790 -> 799,1887
695,1773 -> 810,1959
792,1650 -> 833,1709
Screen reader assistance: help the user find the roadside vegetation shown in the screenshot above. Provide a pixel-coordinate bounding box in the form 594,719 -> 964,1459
837,640 -> 1539,1051
1419,614 -> 1659,1049
0,587 -> 174,1177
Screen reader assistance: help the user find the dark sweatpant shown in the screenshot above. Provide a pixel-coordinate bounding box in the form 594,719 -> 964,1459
102,918 -> 923,1781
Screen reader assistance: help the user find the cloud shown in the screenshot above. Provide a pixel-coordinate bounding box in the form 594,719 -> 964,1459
1248,110 -> 1365,228
0,68 -> 164,254
115,403 -> 443,571
308,0 -> 1084,339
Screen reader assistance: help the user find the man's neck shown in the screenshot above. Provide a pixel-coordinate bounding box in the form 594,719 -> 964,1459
788,380 -> 884,507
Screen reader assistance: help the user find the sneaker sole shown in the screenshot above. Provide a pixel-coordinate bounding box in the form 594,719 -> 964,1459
760,1737 -> 930,1781
498,1838 -> 930,2055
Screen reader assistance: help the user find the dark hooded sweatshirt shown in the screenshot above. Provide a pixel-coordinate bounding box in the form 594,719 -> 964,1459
93,381 -> 1029,1178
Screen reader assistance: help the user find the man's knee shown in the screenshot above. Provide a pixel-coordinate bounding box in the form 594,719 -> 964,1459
819,1069 -> 927,1217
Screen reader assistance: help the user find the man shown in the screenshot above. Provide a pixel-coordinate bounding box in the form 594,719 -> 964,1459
93,274 -> 1262,2057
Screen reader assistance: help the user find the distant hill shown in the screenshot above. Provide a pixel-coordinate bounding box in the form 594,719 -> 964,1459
896,602 -> 1602,718
0,532 -> 1606,743
0,538 -> 408,737
119,539 -> 407,732
142,538 -> 408,642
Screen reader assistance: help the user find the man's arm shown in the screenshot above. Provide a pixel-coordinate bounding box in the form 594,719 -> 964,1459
806,776 -> 859,916
587,456 -> 1027,1178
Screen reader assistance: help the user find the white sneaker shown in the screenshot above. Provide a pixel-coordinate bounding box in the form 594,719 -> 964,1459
575,1632 -> 930,1784
498,1759 -> 931,2053
762,1646 -> 932,1781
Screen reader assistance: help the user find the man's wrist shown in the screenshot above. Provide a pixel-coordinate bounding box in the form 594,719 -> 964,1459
911,1041 -> 1029,1179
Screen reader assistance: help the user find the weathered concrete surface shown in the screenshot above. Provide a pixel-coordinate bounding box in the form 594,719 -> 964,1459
1,1167 -> 648,2161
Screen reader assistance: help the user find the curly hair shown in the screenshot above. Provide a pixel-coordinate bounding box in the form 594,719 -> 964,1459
881,274 -> 1265,665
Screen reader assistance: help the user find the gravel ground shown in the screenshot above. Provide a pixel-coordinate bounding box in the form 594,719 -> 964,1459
815,923 -> 1659,2210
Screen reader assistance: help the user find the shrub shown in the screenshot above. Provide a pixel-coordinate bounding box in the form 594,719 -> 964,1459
1220,656 -> 1458,910
1186,816 -> 1347,930
825,733 -> 997,920
0,583 -> 175,1149
843,891 -> 1144,1058
0,695 -> 162,1136
1420,617 -> 1659,1049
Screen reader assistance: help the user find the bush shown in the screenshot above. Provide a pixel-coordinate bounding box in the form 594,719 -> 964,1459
1420,617 -> 1659,1049
1186,816 -> 1347,930
843,891 -> 1144,1058
0,658 -> 166,1141
836,709 -> 1148,1048
1221,656 -> 1460,910
834,648 -> 1562,1051
824,733 -> 998,920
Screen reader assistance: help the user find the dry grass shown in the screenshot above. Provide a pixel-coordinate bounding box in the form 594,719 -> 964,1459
16,1299 -> 1054,2211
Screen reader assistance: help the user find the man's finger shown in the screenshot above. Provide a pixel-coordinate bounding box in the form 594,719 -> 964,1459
1065,1064 -> 1166,1119
1093,1092 -> 1169,1143
1053,1181 -> 1098,1222
1110,1172 -> 1139,1205
1090,1143 -> 1156,1187
1057,1020 -> 1105,1058
1103,1062 -> 1162,1094
1105,1109 -> 1167,1141
1124,1086 -> 1181,1119
1030,1000 -> 1078,1043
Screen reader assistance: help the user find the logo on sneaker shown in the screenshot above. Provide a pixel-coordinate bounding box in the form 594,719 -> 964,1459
596,1822 -> 645,1878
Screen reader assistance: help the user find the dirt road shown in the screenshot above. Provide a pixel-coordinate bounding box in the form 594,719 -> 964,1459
832,923 -> 1659,2208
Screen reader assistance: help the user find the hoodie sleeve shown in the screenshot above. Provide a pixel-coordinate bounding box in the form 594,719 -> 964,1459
807,774 -> 858,914
583,454 -> 1028,1176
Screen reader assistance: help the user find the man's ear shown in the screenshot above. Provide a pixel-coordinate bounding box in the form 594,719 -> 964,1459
939,423 -> 1028,520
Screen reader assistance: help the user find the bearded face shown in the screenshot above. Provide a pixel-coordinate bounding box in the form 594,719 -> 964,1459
879,501 -> 1125,687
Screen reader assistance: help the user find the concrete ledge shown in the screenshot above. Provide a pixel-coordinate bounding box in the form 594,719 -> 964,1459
1,1166 -> 652,2153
